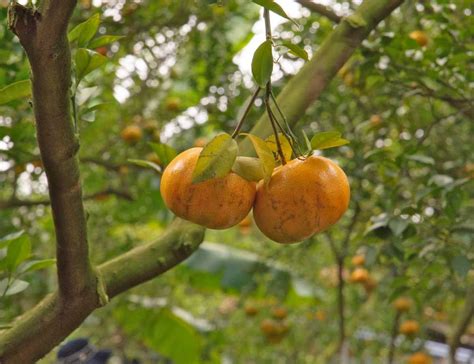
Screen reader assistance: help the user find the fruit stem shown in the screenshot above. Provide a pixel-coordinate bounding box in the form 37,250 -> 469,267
263,9 -> 286,165
265,92 -> 287,165
231,87 -> 261,139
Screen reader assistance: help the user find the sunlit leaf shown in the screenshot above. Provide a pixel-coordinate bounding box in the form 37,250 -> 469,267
279,41 -> 309,61
192,133 -> 238,183
148,142 -> 177,167
265,133 -> 292,163
232,156 -> 265,182
0,230 -> 24,249
20,259 -> 56,274
252,0 -> 295,24
88,35 -> 124,49
5,234 -> 31,272
311,131 -> 349,150
4,279 -> 29,296
68,13 -> 100,47
251,40 -> 273,88
0,80 -> 31,105
241,133 -> 275,183
75,48 -> 107,83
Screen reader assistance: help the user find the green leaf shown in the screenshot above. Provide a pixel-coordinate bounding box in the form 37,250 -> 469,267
148,142 -> 177,167
0,80 -> 31,105
127,159 -> 162,174
388,217 -> 409,237
115,306 -> 201,364
0,230 -> 24,249
88,35 -> 124,49
265,133 -> 293,163
4,279 -> 29,296
5,234 -> 31,272
252,0 -> 294,24
280,41 -> 308,61
75,48 -> 107,83
241,133 -> 275,184
451,255 -> 470,277
232,156 -> 265,182
406,154 -> 435,165
251,40 -> 273,88
20,259 -> 56,274
345,14 -> 367,28
311,131 -> 349,150
191,133 -> 238,183
68,14 -> 100,47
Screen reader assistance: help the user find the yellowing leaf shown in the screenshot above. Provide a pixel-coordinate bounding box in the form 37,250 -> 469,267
252,40 -> 273,88
265,133 -> 292,163
311,131 -> 350,150
192,133 -> 238,183
232,156 -> 265,182
241,133 -> 275,184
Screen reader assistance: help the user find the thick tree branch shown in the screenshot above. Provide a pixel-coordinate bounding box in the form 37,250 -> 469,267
0,219 -> 204,363
0,0 -> 404,362
296,0 -> 342,23
9,2 -> 95,298
99,219 -> 205,298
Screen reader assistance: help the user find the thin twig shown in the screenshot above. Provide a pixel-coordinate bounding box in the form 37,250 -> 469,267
231,87 -> 261,138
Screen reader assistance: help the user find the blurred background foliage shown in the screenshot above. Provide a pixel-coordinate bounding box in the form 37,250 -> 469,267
0,0 -> 473,363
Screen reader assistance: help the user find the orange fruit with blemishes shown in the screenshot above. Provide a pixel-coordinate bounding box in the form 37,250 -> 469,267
165,97 -> 181,112
363,276 -> 377,294
370,114 -> 382,126
253,155 -> 350,243
160,148 -> 256,229
400,320 -> 420,336
351,254 -> 365,266
409,30 -> 429,47
244,303 -> 259,317
271,307 -> 287,320
120,125 -> 143,143
393,297 -> 412,312
350,268 -> 369,283
408,352 -> 432,364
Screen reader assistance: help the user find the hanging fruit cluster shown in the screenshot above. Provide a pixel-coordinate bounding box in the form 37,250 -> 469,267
158,1 -> 351,244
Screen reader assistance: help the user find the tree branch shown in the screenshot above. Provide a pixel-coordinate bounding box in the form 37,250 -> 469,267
296,0 -> 342,23
0,219 -> 204,363
9,2 -> 95,299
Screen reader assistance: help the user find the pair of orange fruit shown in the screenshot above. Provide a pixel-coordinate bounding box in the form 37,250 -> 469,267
160,147 -> 350,243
